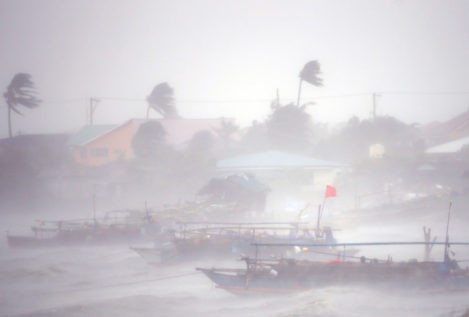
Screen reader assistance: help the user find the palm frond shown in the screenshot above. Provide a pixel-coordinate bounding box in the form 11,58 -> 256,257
15,97 -> 41,109
146,82 -> 179,119
4,73 -> 41,111
9,103 -> 23,115
299,60 -> 323,87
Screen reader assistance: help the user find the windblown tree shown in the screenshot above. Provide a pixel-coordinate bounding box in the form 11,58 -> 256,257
146,82 -> 179,119
297,60 -> 323,106
3,73 -> 41,138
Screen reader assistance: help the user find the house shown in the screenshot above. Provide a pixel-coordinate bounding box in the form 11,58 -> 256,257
68,118 -> 231,166
68,124 -> 130,166
422,109 -> 469,146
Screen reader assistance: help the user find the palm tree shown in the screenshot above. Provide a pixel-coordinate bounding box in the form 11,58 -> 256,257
297,60 -> 323,107
3,73 -> 41,138
146,82 -> 179,119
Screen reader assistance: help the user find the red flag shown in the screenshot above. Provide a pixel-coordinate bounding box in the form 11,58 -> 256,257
325,185 -> 336,198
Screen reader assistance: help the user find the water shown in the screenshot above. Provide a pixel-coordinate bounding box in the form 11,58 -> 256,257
1,204 -> 469,316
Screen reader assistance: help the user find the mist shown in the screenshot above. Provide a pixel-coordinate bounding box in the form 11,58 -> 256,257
1,0 -> 469,316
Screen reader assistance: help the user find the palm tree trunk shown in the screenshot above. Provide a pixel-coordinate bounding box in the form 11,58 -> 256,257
7,105 -> 12,138
296,79 -> 303,107
146,106 -> 150,119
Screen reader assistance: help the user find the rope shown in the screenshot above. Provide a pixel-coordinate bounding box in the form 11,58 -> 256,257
300,248 -> 389,263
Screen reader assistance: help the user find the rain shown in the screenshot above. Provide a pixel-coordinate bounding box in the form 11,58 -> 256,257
1,1 -> 469,316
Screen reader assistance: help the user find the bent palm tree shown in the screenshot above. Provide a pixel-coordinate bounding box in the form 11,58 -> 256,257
146,82 -> 179,119
3,73 -> 41,138
297,60 -> 323,107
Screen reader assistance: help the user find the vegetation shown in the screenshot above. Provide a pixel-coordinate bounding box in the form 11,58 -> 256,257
0,62 -> 435,208
188,130 -> 215,154
317,116 -> 424,162
146,82 -> 179,119
266,102 -> 315,152
297,60 -> 323,106
3,73 -> 41,138
131,121 -> 169,160
214,118 -> 239,153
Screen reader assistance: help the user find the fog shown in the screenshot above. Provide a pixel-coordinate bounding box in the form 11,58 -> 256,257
2,0 -> 469,316
1,0 -> 469,135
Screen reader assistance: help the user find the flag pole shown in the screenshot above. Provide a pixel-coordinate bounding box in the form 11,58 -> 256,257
320,185 -> 336,234
443,201 -> 453,264
318,195 -> 327,234
316,204 -> 322,234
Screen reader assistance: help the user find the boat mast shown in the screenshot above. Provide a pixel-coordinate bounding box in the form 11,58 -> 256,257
92,185 -> 97,226
316,204 -> 322,235
443,201 -> 452,264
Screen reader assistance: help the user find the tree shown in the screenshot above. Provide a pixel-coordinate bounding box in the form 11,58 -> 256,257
188,130 -> 215,154
214,118 -> 239,151
240,120 -> 270,152
319,116 -> 423,162
146,82 -> 179,119
131,121 -> 168,160
266,102 -> 314,151
3,73 -> 41,138
297,60 -> 323,106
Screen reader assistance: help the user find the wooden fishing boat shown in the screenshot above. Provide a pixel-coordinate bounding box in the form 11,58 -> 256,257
197,241 -> 469,294
131,221 -> 347,264
6,210 -> 159,248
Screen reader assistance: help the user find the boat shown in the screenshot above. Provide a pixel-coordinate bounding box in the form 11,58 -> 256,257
131,221 -> 347,264
6,209 -> 160,248
197,241 -> 469,294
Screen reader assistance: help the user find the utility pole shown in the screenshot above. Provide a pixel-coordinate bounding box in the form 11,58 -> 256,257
89,97 -> 100,125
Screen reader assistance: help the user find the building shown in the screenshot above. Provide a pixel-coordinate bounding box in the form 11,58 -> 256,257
68,118 -> 230,166
422,110 -> 469,146
216,151 -> 348,212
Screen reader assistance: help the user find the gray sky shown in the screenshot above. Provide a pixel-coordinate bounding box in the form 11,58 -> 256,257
1,0 -> 469,137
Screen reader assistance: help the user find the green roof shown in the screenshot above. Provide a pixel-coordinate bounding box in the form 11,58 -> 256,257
67,125 -> 118,146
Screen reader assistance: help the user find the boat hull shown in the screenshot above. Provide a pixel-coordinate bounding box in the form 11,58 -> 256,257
7,228 -> 145,248
198,260 -> 469,294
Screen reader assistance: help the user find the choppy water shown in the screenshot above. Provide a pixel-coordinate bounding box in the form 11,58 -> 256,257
1,205 -> 469,316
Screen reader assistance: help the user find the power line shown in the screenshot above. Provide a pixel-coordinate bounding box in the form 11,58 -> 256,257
41,98 -> 87,104
380,91 -> 469,96
41,91 -> 469,105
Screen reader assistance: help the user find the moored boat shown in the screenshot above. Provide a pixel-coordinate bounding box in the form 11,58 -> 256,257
6,210 -> 160,248
131,221 -> 341,264
197,241 -> 469,294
